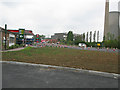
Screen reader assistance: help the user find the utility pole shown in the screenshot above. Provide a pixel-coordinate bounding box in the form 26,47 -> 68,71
5,24 -> 7,50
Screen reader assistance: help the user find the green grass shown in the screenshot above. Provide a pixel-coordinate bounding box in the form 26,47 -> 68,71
2,46 -> 119,74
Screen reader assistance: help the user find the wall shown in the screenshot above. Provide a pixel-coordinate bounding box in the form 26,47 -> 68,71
2,31 -> 9,49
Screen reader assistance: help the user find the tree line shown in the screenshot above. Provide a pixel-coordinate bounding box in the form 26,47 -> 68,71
62,31 -> 120,49
103,32 -> 120,49
64,31 -> 100,47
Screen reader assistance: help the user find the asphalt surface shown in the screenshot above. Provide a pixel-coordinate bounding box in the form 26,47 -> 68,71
2,63 -> 118,88
67,47 -> 120,53
34,43 -> 120,53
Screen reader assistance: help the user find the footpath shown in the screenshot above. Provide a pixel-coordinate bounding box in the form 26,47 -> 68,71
2,47 -> 25,52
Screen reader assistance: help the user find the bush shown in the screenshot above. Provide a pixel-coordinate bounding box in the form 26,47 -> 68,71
83,42 -> 97,47
12,45 -> 15,49
67,40 -> 73,45
8,46 -> 12,49
15,44 -> 19,48
8,45 -> 15,49
19,44 -> 24,47
8,44 -> 20,50
6,43 -> 27,50
103,40 -> 119,48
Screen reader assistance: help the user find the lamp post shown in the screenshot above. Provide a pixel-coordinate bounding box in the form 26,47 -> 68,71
5,24 -> 7,50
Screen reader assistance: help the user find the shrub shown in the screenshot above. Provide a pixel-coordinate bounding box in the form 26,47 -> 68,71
67,40 -> 73,45
8,46 -> 12,49
6,46 -> 9,50
19,44 -> 24,47
8,44 -> 19,49
15,44 -> 19,48
9,45 -> 14,49
103,40 -> 119,48
12,45 -> 15,49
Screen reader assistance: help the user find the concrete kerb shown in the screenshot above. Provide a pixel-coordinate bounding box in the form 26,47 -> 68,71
0,61 -> 120,79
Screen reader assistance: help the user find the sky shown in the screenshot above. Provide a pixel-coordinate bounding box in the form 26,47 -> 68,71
0,0 -> 119,41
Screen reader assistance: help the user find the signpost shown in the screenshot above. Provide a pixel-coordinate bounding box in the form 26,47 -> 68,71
36,34 -> 39,43
19,29 -> 25,39
19,28 -> 25,45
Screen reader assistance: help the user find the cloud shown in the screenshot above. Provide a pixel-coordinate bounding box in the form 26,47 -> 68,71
0,0 -> 119,41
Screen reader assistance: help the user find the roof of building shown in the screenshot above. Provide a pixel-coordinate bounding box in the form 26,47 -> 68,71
0,27 -> 34,35
8,30 -> 34,35
109,11 -> 120,13
54,33 -> 67,35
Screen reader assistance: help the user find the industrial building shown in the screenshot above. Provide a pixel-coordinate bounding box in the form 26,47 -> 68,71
104,0 -> 120,40
51,33 -> 67,41
108,11 -> 119,40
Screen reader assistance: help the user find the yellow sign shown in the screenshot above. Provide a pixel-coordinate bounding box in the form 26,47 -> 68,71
19,29 -> 25,34
97,43 -> 100,47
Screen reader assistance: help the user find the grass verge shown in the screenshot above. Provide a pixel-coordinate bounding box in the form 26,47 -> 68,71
2,46 -> 119,74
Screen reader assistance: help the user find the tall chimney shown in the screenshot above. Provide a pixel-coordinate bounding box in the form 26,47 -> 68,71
104,0 -> 109,40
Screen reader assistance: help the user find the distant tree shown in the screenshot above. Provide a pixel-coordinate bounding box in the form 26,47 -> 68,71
89,31 -> 92,42
67,40 -> 73,45
82,33 -> 85,42
97,31 -> 99,42
110,34 -> 114,40
104,40 -> 118,48
106,32 -> 114,40
67,31 -> 73,42
118,36 -> 120,49
93,31 -> 96,42
40,35 -> 45,39
57,38 -> 60,41
103,34 -> 119,48
86,32 -> 88,42
74,35 -> 83,45
106,32 -> 111,40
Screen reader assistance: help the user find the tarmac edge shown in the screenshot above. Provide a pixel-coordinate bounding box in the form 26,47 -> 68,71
1,61 -> 120,79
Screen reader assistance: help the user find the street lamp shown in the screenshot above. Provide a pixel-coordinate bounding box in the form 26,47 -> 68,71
5,24 -> 7,50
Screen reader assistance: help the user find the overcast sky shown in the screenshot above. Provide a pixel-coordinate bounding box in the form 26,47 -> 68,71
0,0 -> 119,41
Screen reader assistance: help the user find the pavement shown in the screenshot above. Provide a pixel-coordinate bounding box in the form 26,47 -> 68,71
67,47 -> 120,53
35,43 -> 120,53
1,44 -> 119,53
2,47 -> 25,52
2,63 -> 119,88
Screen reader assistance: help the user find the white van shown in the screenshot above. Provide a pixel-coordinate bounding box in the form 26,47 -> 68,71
78,43 -> 86,48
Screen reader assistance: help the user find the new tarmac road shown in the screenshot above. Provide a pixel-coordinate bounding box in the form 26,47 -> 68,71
2,63 -> 118,88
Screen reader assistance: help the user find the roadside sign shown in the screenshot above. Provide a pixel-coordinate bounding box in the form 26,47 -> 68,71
19,29 -> 25,34
19,29 -> 25,39
97,43 -> 101,47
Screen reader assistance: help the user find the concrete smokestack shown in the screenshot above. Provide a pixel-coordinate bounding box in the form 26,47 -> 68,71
104,0 -> 109,40
118,2 -> 120,41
